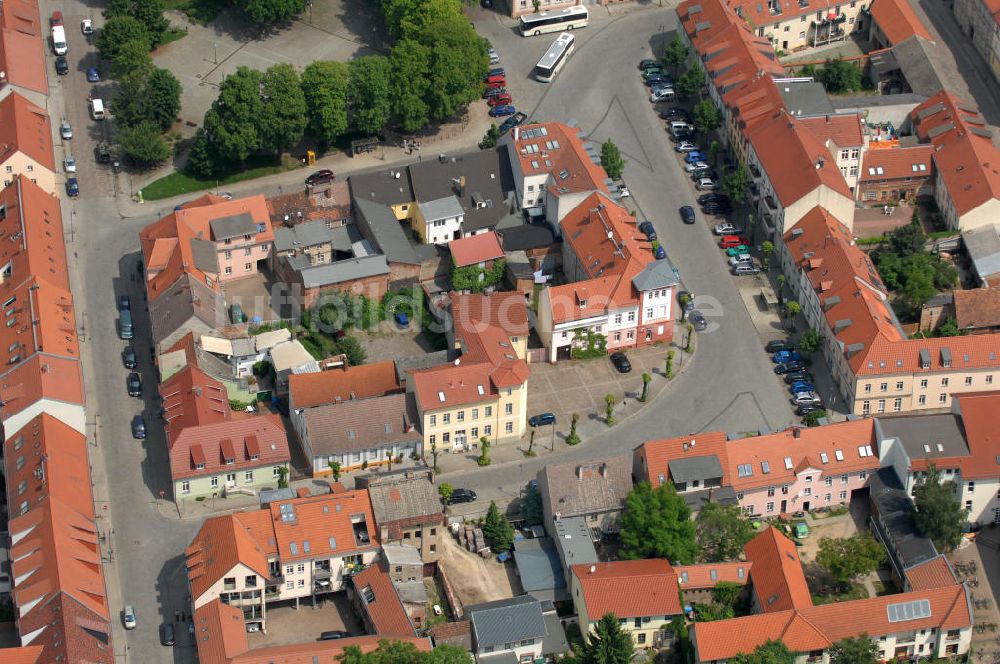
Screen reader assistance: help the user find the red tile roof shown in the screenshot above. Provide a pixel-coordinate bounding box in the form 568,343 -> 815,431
288,360 -> 402,410
675,562 -> 752,589
743,527 -> 812,613
946,392 -> 1000,480
636,431 -> 732,489
192,600 -> 251,664
507,123 -> 610,196
910,90 -> 1000,218
411,361 -> 501,411
905,555 -> 958,590
800,114 -> 864,150
268,488 -> 379,562
452,291 -> 530,339
694,610 -> 828,662
170,413 -> 290,480
954,288 -> 1000,329
859,144 -> 935,181
449,230 -> 505,267
0,0 -> 48,96
352,563 -> 416,636
186,513 -> 274,601
0,646 -> 44,664
678,0 -> 745,50
869,0 -> 934,45
160,365 -> 232,446
0,93 -> 54,171
572,560 -> 682,618
750,114 -> 854,208
701,25 -> 784,98
0,353 -> 85,420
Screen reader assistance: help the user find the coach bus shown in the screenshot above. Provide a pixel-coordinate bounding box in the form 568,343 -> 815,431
519,5 -> 588,36
534,32 -> 575,82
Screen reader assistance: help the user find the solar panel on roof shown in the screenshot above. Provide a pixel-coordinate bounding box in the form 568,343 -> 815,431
887,599 -> 931,622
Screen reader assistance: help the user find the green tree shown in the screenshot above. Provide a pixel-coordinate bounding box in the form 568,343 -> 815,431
96,16 -> 151,61
334,335 -> 367,367
260,63 -> 307,153
117,121 -> 171,168
480,123 -> 500,149
477,436 -> 491,466
237,0 -> 306,23
803,410 -> 828,426
665,350 -> 675,379
887,221 -> 926,256
301,61 -> 350,146
276,466 -> 289,489
423,16 -> 485,122
521,483 -> 543,527
693,99 -> 722,138
203,66 -> 265,164
798,328 -> 821,353
722,165 -> 749,207
639,372 -> 652,403
600,139 -> 626,180
348,56 -> 392,135
662,35 -> 689,74
898,265 -> 936,316
817,59 -> 862,93
429,439 -> 439,471
390,40 -> 432,132
438,482 -> 454,504
828,636 -> 879,664
761,240 -> 774,270
110,39 -> 154,79
619,482 -> 697,563
483,500 -> 514,552
142,68 -> 183,131
582,613 -> 634,664
935,317 -> 963,337
785,300 -> 801,330
328,460 -> 342,482
604,393 -> 616,426
566,412 -> 581,445
712,581 -> 743,611
104,0 -> 169,45
816,534 -> 885,584
426,643 -> 475,664
709,138 -> 721,166
384,0 -> 463,40
186,128 -> 216,178
675,64 -> 704,98
695,502 -> 755,562
913,463 -> 967,552
731,640 -> 796,664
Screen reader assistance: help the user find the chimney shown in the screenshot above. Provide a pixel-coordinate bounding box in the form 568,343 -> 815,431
816,157 -> 825,169
600,463 -> 608,478
793,427 -> 801,439
577,465 -> 584,480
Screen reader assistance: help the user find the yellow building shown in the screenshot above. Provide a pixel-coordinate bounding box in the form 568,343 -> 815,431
0,93 -> 58,195
732,0 -> 870,53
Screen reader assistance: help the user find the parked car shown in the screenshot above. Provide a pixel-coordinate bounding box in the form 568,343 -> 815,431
448,488 -> 478,504
305,169 -> 334,186
680,205 -> 696,224
95,141 -> 112,163
790,382 -> 817,394
229,303 -> 244,324
659,107 -> 689,120
690,167 -> 717,181
81,18 -> 93,34
784,371 -> 815,384
765,339 -> 794,353
488,104 -> 516,117
488,47 -> 500,64
684,161 -> 709,173
65,178 -> 79,197
610,351 -> 632,373
484,73 -> 506,86
773,350 -> 803,363
701,202 -> 731,215
638,58 -> 659,70
484,80 -> 506,90
319,630 -> 349,641
64,155 -> 77,173
498,112 -> 527,135
638,221 -> 657,240
727,254 -> 751,267
677,290 -> 696,311
725,245 -> 750,257
650,88 -> 675,103
86,66 -> 101,82
123,605 -> 137,630
645,74 -> 672,87
55,55 -> 69,75
643,68 -> 668,81
131,414 -> 146,439
482,86 -> 507,99
127,372 -> 142,397
797,403 -> 823,416
654,245 -> 666,259
792,392 -> 822,406
696,178 -> 717,191
60,120 -> 72,140
714,222 -> 739,235
774,361 -> 806,374
701,192 -> 730,205
690,311 -> 708,331
160,622 -> 175,646
118,295 -> 131,311
683,151 -> 706,164
122,346 -> 137,369
615,181 -> 630,198
50,10 -> 63,26
732,264 -> 760,275
670,128 -> 694,141
675,141 -> 700,153
487,93 -> 512,107
529,413 -> 556,427
394,312 -> 409,328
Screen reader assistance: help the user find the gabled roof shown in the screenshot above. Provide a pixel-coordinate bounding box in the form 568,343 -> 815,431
449,230 -> 504,267
467,595 -> 547,649
905,554 -> 958,590
700,23 -> 783,97
675,562 -> 751,589
0,646 -> 43,664
859,144 -> 935,181
300,392 -> 420,457
366,473 -> 442,527
0,93 -> 54,171
408,147 -> 516,232
159,365 -> 232,447
636,431 -> 731,489
743,527 -> 812,613
170,413 -> 290,480
288,360 -> 401,410
693,610 -> 830,661
268,488 -> 379,562
352,197 -> 422,265
799,114 -> 864,150
452,292 -> 530,339
539,454 -> 632,519
0,354 -> 85,420
869,0 -> 933,45
571,560 -> 682,619
953,287 -> 1000,329
186,513 -> 274,600
506,122 -> 610,196
0,0 -> 48,97
351,563 -> 416,636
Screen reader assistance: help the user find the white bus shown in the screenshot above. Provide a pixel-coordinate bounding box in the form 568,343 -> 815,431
534,32 -> 575,83
519,5 -> 588,37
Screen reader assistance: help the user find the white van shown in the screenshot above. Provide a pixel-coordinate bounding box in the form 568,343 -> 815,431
90,98 -> 105,120
51,25 -> 67,55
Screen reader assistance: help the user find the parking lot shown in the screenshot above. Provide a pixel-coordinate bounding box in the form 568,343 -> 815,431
247,594 -> 363,648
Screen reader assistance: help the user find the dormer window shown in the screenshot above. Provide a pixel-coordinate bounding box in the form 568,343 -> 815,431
196,463 -> 206,470
225,456 -> 235,465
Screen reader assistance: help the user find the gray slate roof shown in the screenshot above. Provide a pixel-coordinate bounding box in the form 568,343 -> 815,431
877,413 -> 969,460
353,197 -> 422,265
419,196 -> 465,222
367,472 -> 443,526
210,212 -> 258,241
349,169 -> 415,206
408,148 -> 516,233
497,224 -> 555,252
669,455 -> 724,484
964,223 -> 1000,279
551,516 -> 598,572
540,454 -> 632,520
632,258 -> 680,292
149,272 -> 227,345
274,220 -> 361,253
776,79 -> 834,118
189,238 -> 219,273
302,392 -> 421,457
831,93 -> 928,111
869,468 -> 938,570
892,35 -> 950,98
680,485 -> 739,511
467,595 -> 546,649
292,253 -> 390,288
513,538 -> 567,601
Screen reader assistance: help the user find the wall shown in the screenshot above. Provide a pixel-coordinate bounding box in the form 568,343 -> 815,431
422,383 -> 526,449
1,399 -> 86,437
388,261 -> 421,291
508,0 -> 578,18
310,439 -> 422,473
191,562 -> 264,610
738,467 -> 872,517
0,155 -> 56,196
849,366 -> 1000,415
174,462 -> 289,500
857,174 -> 935,205
300,273 -> 390,309
216,236 -> 271,282
781,186 -> 856,234
757,3 -> 868,53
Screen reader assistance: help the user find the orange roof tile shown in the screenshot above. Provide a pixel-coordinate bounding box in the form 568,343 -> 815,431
507,123 -> 610,197
288,360 -> 402,410
572,560 -> 682,618
0,0 -> 49,97
352,563 -> 416,636
859,144 -> 935,181
693,610 -> 828,661
911,91 -> 1000,217
942,392 -> 1000,481
869,0 -> 934,45
268,488 -> 379,562
449,230 -> 504,267
954,288 -> 1000,329
0,646 -> 44,664
635,431 -> 732,489
452,291 -> 530,339
678,0 -> 744,50
160,365 -> 232,447
0,93 -> 54,171
411,361 -> 498,411
743,527 -> 812,613
229,635 -> 431,664
800,114 -> 864,150
170,413 -> 290,480
701,25 -> 784,97
905,555 -> 958,590
186,514 -> 274,600
0,353 -> 85,418
675,562 -> 752,589
192,600 -> 251,664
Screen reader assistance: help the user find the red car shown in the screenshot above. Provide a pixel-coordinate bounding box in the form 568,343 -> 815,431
487,93 -> 512,107
484,80 -> 506,91
484,74 -> 506,85
50,10 -> 64,26
305,169 -> 334,186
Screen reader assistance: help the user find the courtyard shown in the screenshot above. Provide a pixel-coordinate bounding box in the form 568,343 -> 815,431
246,593 -> 363,648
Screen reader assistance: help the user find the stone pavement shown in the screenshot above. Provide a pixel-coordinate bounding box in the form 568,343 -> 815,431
950,536 -> 1000,661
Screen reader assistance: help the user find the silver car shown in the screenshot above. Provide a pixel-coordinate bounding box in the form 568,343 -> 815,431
123,605 -> 137,629
60,120 -> 73,140
64,155 -> 77,173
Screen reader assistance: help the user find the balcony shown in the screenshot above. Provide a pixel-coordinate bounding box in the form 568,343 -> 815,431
764,195 -> 778,210
314,567 -> 332,581
748,163 -> 761,178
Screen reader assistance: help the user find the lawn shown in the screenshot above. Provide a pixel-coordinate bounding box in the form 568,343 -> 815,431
162,0 -> 228,24
811,582 -> 869,605
141,156 -> 301,201
159,28 -> 187,46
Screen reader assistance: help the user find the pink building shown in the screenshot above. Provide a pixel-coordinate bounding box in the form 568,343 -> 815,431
634,419 -> 880,517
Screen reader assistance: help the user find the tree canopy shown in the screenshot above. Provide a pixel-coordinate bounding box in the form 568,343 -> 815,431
236,0 -> 307,24
349,56 -> 393,136
581,613 -> 634,664
619,482 -> 697,563
260,63 -> 308,153
483,501 -> 514,553
722,165 -> 749,205
96,15 -> 152,61
600,140 -> 626,180
693,99 -> 722,136
104,0 -> 168,46
828,635 -> 879,664
117,121 -> 171,168
521,483 -> 543,527
913,463 -> 967,552
662,35 -> 689,72
390,40 -> 432,132
816,59 -> 862,93
816,534 -> 885,584
203,67 -> 265,163
302,61 -> 351,146
695,502 -> 755,562
338,640 -> 472,663
730,640 -> 796,664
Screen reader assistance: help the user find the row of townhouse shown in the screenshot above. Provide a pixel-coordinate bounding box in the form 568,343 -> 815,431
0,2 -> 115,660
633,391 -> 1000,528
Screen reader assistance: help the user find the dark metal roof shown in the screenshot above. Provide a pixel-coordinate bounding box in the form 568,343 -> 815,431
498,224 -> 555,252
353,197 -> 422,265
669,455 -> 724,484
869,468 -> 938,570
348,169 -> 414,206
467,595 -> 546,649
209,212 -> 257,241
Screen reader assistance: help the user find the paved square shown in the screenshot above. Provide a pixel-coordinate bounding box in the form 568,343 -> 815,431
247,594 -> 362,648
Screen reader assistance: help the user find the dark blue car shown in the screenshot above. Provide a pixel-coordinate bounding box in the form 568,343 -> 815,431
645,74 -> 672,87
394,312 -> 409,328
65,178 -> 79,197
790,382 -> 816,394
488,105 -> 516,117
86,67 -> 101,82
685,151 -> 707,164
487,67 -> 506,78
773,350 -> 803,363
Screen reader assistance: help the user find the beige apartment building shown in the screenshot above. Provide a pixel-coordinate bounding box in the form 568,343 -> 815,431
733,0 -> 871,53
0,93 -> 57,195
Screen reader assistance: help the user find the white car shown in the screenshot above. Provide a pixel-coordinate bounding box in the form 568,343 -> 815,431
714,223 -> 739,235
617,184 -> 630,198
650,88 -> 675,103
685,161 -> 709,173
728,254 -> 752,266
488,47 -> 500,64
64,155 -> 77,173
60,120 -> 72,140
123,605 -> 137,630
696,177 -> 717,190
675,141 -> 699,153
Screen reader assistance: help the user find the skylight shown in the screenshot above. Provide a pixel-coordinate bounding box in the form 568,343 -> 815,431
835,450 -> 844,461
820,452 -> 828,464
761,460 -> 771,474
438,391 -> 446,403
783,457 -> 793,470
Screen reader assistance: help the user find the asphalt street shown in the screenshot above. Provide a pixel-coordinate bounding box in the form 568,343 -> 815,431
57,5 -> 798,663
